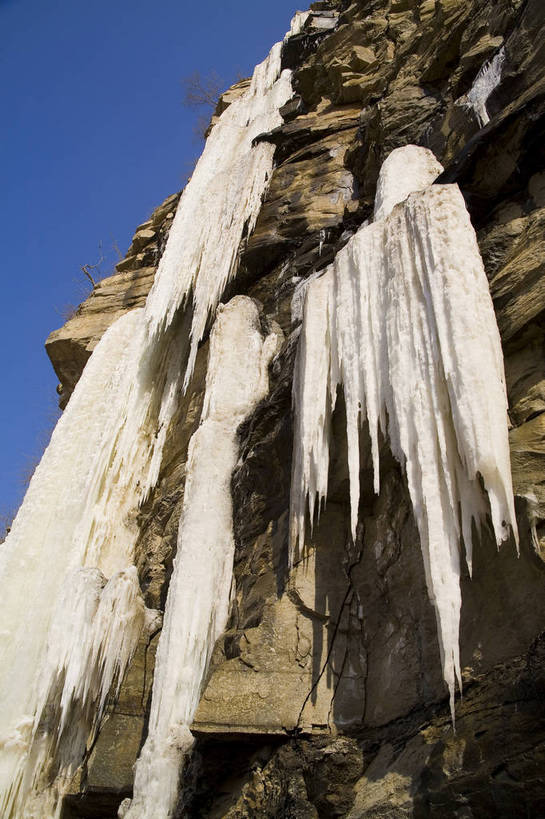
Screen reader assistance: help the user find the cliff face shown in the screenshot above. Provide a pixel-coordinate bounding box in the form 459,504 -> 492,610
46,193 -> 180,409
46,1 -> 545,816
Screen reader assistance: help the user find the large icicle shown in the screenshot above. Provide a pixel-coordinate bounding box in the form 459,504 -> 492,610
0,11 -> 304,814
290,271 -> 338,555
0,309 -> 186,818
290,146 -> 518,716
144,21 -> 296,386
124,296 -> 281,819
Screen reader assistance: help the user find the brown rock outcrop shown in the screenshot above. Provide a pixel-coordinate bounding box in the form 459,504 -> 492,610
45,192 -> 180,408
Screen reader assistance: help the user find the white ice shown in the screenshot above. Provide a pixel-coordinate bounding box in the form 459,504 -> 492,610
288,10 -> 311,36
0,10 -> 301,814
466,46 -> 506,127
0,308 -> 186,817
124,297 -> 281,819
143,25 -> 294,388
373,145 -> 444,221
290,145 -> 518,718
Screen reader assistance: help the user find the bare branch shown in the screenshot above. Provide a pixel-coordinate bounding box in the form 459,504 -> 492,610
112,240 -> 123,261
81,265 -> 96,288
181,70 -> 223,110
81,243 -> 105,289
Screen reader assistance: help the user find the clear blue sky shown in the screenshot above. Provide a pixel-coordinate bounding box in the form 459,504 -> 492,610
0,0 -> 302,521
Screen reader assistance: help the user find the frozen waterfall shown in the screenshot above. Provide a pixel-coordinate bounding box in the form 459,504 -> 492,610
123,297 -> 281,819
0,3 -> 520,816
290,146 -> 518,716
0,13 -> 299,818
0,309 -> 184,819
144,24 -> 293,387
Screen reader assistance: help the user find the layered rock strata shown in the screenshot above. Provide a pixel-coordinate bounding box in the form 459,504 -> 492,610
46,192 -> 180,409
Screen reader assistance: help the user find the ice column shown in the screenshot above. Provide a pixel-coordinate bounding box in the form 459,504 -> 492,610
144,24 -> 296,386
0,11 -> 308,815
124,297 -> 281,819
0,308 -> 186,817
290,146 -> 518,715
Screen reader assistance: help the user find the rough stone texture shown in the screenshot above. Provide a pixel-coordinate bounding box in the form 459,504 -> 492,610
62,632 -> 159,817
49,0 -> 545,815
186,637 -> 545,818
45,192 -> 180,408
132,336 -> 210,612
206,78 -> 252,136
243,102 -> 361,280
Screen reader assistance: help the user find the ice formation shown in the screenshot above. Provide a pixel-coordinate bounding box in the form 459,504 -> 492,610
0,13 -> 299,817
144,22 -> 294,386
0,309 -> 177,818
373,144 -> 444,221
124,297 -> 281,819
290,145 -> 518,715
290,10 -> 311,36
466,46 -> 506,126
0,5 -> 517,816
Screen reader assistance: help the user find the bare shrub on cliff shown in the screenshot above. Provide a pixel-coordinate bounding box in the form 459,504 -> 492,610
181,70 -> 225,143
182,70 -> 223,109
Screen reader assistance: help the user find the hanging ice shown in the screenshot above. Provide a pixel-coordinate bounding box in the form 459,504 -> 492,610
123,297 -> 281,819
289,10 -> 311,36
0,307 -> 186,818
0,11 -> 301,816
290,145 -> 518,716
144,24 -> 294,387
466,46 -> 506,127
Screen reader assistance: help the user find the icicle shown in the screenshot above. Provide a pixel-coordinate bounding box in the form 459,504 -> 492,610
290,145 -> 518,719
0,308 -> 183,817
290,271 -> 322,326
466,46 -> 506,127
143,24 -> 296,388
124,296 -> 281,819
1,12 -> 303,814
289,271 -> 336,564
319,228 -> 326,257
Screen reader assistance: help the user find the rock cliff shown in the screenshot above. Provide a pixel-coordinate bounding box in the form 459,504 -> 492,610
45,0 -> 545,816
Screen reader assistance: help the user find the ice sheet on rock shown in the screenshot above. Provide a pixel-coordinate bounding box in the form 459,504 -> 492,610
1,12 -> 301,817
290,147 -> 517,717
23,568 -> 144,817
288,10 -> 311,36
466,46 -> 506,127
125,297 -> 281,819
0,310 -> 180,817
143,29 -> 294,388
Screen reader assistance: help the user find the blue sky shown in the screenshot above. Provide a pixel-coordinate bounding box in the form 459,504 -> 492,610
0,0 -> 302,521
